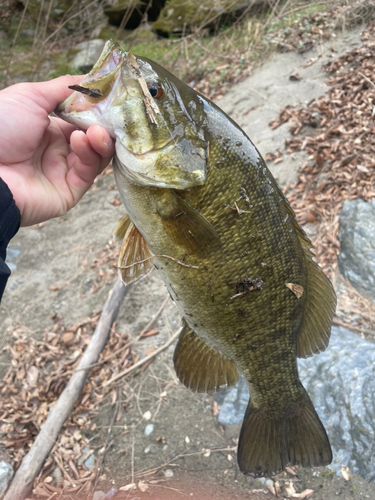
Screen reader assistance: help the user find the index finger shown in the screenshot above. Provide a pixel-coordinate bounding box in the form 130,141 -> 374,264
24,75 -> 86,114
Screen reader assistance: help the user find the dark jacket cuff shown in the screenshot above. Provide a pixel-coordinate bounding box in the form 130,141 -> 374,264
0,177 -> 21,300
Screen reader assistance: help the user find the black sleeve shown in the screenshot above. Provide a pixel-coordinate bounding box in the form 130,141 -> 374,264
0,177 -> 21,301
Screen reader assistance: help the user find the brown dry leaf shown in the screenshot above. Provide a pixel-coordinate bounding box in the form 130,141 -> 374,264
212,400 -> 220,417
292,489 -> 314,499
119,482 -> 137,491
286,283 -> 304,299
285,466 -> 298,476
27,366 -> 39,388
340,464 -> 351,481
110,198 -> 121,206
50,285 -> 61,291
138,481 -> 149,492
285,481 -> 297,497
62,331 -> 74,346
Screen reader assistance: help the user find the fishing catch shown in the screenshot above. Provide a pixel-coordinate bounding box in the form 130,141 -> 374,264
56,40 -> 336,477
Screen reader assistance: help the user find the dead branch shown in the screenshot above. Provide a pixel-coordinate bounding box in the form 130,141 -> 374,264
3,279 -> 129,500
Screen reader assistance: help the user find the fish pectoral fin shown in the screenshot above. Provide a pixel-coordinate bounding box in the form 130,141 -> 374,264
296,232 -> 337,358
113,213 -> 132,241
173,322 -> 239,393
117,221 -> 153,286
238,386 -> 332,477
156,191 -> 221,258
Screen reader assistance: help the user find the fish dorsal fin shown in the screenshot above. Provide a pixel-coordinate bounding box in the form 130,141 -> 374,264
117,221 -> 153,286
173,323 -> 239,393
292,219 -> 336,358
156,191 -> 221,258
113,213 -> 132,241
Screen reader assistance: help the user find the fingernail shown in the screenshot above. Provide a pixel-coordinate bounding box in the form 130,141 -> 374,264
103,133 -> 112,147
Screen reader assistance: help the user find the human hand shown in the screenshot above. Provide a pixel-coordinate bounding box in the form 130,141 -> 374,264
0,75 -> 115,226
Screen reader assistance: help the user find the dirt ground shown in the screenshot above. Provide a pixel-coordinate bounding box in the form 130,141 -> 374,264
1,22 -> 375,500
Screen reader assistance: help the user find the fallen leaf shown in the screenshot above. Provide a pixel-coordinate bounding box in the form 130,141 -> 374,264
119,483 -> 136,491
143,410 -> 152,421
340,464 -> 351,481
138,481 -> 149,492
27,366 -> 39,388
292,489 -> 314,499
212,401 -> 220,417
286,283 -> 304,298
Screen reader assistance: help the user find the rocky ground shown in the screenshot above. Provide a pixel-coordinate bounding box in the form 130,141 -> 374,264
1,12 -> 375,500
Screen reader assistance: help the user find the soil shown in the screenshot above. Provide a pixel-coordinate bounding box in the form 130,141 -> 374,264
1,22 -> 374,500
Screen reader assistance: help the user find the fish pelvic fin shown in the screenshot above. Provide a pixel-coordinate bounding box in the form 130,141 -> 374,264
296,232 -> 336,358
117,220 -> 153,286
173,323 -> 239,393
156,190 -> 221,258
238,387 -> 332,477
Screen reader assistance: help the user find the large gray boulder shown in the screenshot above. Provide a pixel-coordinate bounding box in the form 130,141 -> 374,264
71,39 -> 106,73
0,461 -> 13,497
217,326 -> 375,480
338,199 -> 375,301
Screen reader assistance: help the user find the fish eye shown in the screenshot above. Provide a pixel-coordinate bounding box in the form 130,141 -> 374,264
147,83 -> 164,99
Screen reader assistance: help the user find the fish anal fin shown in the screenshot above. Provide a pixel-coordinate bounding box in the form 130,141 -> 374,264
296,233 -> 336,358
157,191 -> 221,258
113,213 -> 132,241
173,324 -> 239,393
118,222 -> 153,286
238,387 -> 332,477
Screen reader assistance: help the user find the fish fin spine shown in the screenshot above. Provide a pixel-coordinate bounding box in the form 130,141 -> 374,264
173,323 -> 239,393
238,387 -> 332,477
117,221 -> 153,286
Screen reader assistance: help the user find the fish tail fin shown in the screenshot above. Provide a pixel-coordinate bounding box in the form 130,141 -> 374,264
237,388 -> 332,477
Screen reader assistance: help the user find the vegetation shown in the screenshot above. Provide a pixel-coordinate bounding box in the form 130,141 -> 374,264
0,0 -> 372,97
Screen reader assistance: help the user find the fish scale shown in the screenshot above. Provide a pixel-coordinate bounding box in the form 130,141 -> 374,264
57,39 -> 336,477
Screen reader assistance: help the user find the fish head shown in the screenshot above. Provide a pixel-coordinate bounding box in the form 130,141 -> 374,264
56,40 -> 207,189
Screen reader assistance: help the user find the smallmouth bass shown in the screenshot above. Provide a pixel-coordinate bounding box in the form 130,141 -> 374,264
56,41 -> 336,477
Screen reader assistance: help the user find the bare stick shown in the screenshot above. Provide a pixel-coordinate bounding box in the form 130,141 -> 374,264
4,279 -> 128,500
332,317 -> 375,337
103,326 -> 182,388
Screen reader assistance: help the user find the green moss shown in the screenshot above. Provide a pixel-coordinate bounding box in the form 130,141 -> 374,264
152,0 -> 243,35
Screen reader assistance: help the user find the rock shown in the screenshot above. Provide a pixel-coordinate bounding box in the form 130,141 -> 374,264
71,39 -> 106,73
216,373 -> 250,425
0,461 -> 14,497
93,492 -> 106,500
217,326 -> 375,481
338,199 -> 375,301
153,0 -> 272,37
144,423 -> 154,436
104,0 -> 166,30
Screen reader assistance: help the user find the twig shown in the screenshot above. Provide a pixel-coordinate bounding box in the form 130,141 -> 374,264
103,326 -> 182,388
117,254 -> 199,270
332,317 -> 375,337
358,71 -> 375,88
3,279 -> 128,500
93,388 -> 120,491
61,294 -> 169,375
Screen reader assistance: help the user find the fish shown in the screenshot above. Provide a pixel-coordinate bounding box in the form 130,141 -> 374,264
56,40 -> 337,477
